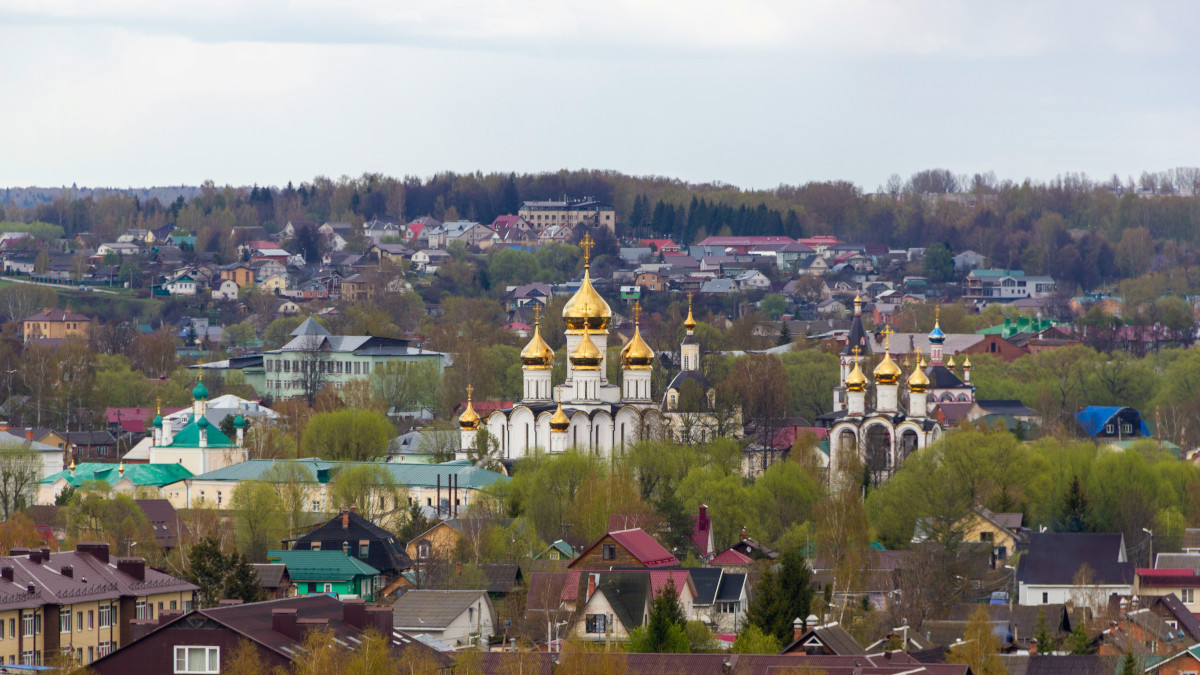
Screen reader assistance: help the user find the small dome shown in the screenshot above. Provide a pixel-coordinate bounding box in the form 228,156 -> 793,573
873,352 -> 901,385
620,324 -> 654,370
846,360 -> 867,392
946,355 -> 956,368
459,386 -> 481,431
196,415 -> 209,429
152,413 -> 163,429
520,318 -> 555,370
963,356 -> 972,369
683,295 -> 696,331
233,413 -> 246,429
192,379 -> 209,400
908,358 -> 930,392
562,267 -> 612,331
549,401 -> 570,432
569,325 -> 603,370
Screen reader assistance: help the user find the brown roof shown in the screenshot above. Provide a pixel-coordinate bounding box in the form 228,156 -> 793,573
525,571 -> 570,612
22,308 -> 90,323
134,499 -> 186,549
472,652 -> 968,675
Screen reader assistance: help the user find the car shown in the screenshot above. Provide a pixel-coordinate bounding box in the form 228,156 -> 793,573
989,591 -> 1010,605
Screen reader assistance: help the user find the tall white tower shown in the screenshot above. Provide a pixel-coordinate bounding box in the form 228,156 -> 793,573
680,293 -> 699,372
620,301 -> 654,402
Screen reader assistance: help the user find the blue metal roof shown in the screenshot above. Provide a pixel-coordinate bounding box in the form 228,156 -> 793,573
1074,406 -> 1149,438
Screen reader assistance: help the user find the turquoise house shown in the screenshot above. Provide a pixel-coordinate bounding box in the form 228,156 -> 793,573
267,550 -> 381,601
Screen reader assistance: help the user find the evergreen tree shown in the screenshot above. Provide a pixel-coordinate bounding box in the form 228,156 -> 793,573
1061,475 -> 1092,532
1067,621 -> 1093,654
778,322 -> 792,346
654,491 -> 696,557
186,538 -> 230,608
628,577 -> 688,653
1119,650 -> 1138,675
224,551 -> 268,604
1032,608 -> 1056,655
745,547 -> 814,643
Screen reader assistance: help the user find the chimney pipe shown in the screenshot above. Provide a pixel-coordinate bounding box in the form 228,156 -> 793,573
25,429 -> 33,441
437,475 -> 441,516
272,609 -> 300,641
342,510 -> 350,529
60,565 -> 73,578
793,617 -> 805,642
342,599 -> 367,629
587,573 -> 597,601
1,566 -> 12,581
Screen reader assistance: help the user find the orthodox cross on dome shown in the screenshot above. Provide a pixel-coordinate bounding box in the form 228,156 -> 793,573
914,346 -> 923,363
687,292 -> 693,308
934,304 -> 941,324
881,325 -> 895,351
850,345 -> 862,362
533,303 -> 541,326
632,300 -> 642,324
465,384 -> 474,402
580,233 -> 594,266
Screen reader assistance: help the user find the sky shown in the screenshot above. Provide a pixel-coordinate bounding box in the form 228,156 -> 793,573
2,1 -> 1199,192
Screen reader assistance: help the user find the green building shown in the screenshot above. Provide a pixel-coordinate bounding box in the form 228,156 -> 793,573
259,317 -> 449,400
266,549 -> 382,601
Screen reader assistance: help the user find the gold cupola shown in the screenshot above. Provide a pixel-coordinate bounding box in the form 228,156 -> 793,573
549,394 -> 571,432
908,356 -> 930,393
562,234 -> 612,331
569,309 -> 604,371
846,360 -> 867,392
620,302 -> 655,370
458,385 -> 481,430
520,306 -> 554,370
683,293 -> 696,331
873,326 -> 901,385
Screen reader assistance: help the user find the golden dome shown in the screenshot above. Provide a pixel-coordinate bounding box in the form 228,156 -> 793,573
520,312 -> 554,370
549,400 -> 570,432
908,358 -> 930,392
873,352 -> 901,385
458,385 -> 481,430
963,356 -> 972,369
683,293 -> 696,331
569,323 -> 603,370
946,355 -> 956,368
621,302 -> 654,370
846,360 -> 867,392
563,235 -> 611,331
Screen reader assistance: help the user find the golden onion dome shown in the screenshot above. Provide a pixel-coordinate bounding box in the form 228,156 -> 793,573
563,266 -> 612,331
458,385 -> 481,430
963,356 -> 972,369
846,360 -> 867,392
569,324 -> 603,370
520,317 -> 555,370
908,358 -> 930,392
683,294 -> 696,331
873,352 -> 901,385
621,324 -> 655,370
946,355 -> 956,368
549,401 -> 570,432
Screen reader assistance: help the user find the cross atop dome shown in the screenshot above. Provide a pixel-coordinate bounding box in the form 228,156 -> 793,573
580,233 -> 594,266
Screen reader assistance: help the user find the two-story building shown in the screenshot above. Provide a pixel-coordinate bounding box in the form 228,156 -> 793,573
21,307 -> 92,344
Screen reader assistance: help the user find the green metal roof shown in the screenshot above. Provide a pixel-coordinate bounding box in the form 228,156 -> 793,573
189,458 -> 507,490
535,539 -> 576,560
169,414 -> 235,448
266,549 -> 380,582
41,462 -> 193,487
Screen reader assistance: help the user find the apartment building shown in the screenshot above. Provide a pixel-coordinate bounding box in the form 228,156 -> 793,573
518,199 -> 615,232
0,543 -> 196,667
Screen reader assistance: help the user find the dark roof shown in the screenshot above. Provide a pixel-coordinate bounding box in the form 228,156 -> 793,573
67,430 -> 117,446
134,499 -> 185,549
1157,593 -> 1200,640
1003,654 -> 1122,675
975,399 -> 1038,417
926,364 -> 966,388
665,369 -> 711,395
1183,528 -> 1200,550
469,651 -> 957,675
947,603 -> 1071,647
525,572 -> 570,612
781,622 -> 866,655
1017,533 -> 1132,586
688,567 -> 723,604
593,571 -> 651,632
714,572 -> 745,602
251,564 -> 289,590
842,313 -> 868,355
293,510 -> 412,576
391,590 -> 492,630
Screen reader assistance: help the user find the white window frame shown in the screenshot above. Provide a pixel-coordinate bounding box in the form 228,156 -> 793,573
60,607 -> 71,634
174,646 -> 220,674
135,599 -> 149,620
99,603 -> 113,628
1183,588 -> 1195,604
21,612 -> 36,638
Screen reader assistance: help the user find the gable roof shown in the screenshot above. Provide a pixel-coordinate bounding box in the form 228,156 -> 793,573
293,510 -> 412,575
266,549 -> 379,582
1017,532 -> 1132,586
715,572 -> 745,602
390,589 -> 491,630
570,529 -> 679,569
781,622 -> 866,655
251,564 -> 289,590
1074,406 -> 1149,437
711,548 -> 753,566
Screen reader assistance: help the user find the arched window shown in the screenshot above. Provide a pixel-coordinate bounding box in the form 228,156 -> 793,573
957,394 -> 969,402
940,393 -> 954,402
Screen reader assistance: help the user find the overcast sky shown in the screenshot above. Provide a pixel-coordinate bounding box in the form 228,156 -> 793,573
2,1 -> 1198,191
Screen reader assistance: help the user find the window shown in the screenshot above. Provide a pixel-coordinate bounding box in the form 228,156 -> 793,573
98,641 -> 113,658
359,540 -> 370,559
979,532 -> 994,542
184,601 -> 194,612
87,647 -> 93,664
1105,424 -> 1115,434
20,651 -> 35,666
310,542 -> 321,551
136,600 -> 149,620
1122,423 -> 1133,435
88,610 -> 94,629
585,614 -> 608,634
1184,588 -> 1195,603
76,612 -> 82,632
174,646 -> 219,674
418,543 -> 431,559
602,544 -> 616,560
311,500 -> 320,512
60,607 -> 71,633
21,612 -> 37,637
323,583 -> 332,593
1042,592 -> 1048,604
171,601 -> 178,610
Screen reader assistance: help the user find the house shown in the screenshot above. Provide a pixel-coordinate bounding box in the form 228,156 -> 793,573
568,569 -> 696,641
686,567 -> 747,633
291,509 -> 412,580
390,589 -> 496,647
1136,569 -> 1200,615
946,603 -> 1074,653
96,242 -> 140,257
781,622 -> 866,656
259,273 -> 289,294
412,249 -> 451,272
734,270 -> 771,291
209,277 -> 239,301
1075,406 -> 1149,441
0,426 -> 68,480
1147,644 -> 1200,675
953,250 -> 987,273
435,220 -> 495,249
533,540 -> 577,563
698,278 -> 735,295
635,271 -> 667,292
266,550 -> 381,601
89,595 -> 442,675
369,243 -> 413,265
1017,532 -> 1134,609
964,269 -> 1057,303
502,283 -> 552,311
341,274 -> 374,302
914,505 -> 1029,564
405,519 -> 467,563
475,652 -> 967,675
21,307 -> 93,344
134,499 -> 185,551
251,564 -> 294,599
568,529 -> 680,570
218,262 -> 254,286
0,542 -> 196,667
67,430 -> 119,462
364,218 -> 406,243
251,259 -> 287,281
38,462 -> 194,504
163,274 -> 197,296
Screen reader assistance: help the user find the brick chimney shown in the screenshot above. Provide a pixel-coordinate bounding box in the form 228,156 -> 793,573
1029,637 -> 1037,656
76,542 -> 110,564
116,558 -> 146,581
25,429 -> 33,441
129,619 -> 158,642
587,573 -> 598,601
273,609 -> 300,640
366,606 -> 392,636
342,599 -> 367,629
342,510 -> 350,529
793,617 -> 805,642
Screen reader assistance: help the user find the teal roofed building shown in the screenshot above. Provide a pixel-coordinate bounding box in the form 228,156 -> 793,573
161,458 -> 507,514
266,549 -> 381,600
37,460 -> 193,505
145,379 -> 249,477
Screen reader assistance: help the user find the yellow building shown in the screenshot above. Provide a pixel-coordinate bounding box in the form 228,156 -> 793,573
0,543 -> 195,667
21,308 -> 92,344
518,199 -> 615,232
405,521 -> 465,563
953,505 -> 1029,562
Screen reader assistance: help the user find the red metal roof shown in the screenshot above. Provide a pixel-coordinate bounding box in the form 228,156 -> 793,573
711,548 -> 754,565
608,529 -> 679,568
649,570 -> 692,599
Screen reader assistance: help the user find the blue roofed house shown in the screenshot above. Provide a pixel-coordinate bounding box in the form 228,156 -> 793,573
1075,406 -> 1150,441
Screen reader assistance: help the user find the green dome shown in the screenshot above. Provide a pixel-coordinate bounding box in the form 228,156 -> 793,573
192,379 -> 209,400
233,413 -> 246,429
196,415 -> 209,429
152,414 -> 163,429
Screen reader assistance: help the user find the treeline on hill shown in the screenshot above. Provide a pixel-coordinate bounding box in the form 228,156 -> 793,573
5,168 -> 1200,290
